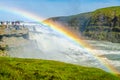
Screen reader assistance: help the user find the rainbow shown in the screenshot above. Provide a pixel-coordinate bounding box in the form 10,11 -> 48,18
0,6 -> 120,76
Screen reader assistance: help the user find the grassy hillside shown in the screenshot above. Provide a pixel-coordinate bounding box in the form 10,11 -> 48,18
44,6 -> 120,43
84,6 -> 120,42
0,57 -> 120,80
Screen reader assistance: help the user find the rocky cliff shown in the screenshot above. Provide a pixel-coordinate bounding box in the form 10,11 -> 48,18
0,25 -> 29,56
44,6 -> 120,43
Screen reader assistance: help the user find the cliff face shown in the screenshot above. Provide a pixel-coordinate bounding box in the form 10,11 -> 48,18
44,6 -> 120,43
44,12 -> 92,32
83,6 -> 120,43
0,25 -> 29,56
0,25 -> 29,39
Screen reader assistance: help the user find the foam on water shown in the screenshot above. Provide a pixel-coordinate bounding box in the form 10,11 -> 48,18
7,23 -> 120,71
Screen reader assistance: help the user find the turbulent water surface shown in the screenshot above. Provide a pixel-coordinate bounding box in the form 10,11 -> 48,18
7,23 -> 120,72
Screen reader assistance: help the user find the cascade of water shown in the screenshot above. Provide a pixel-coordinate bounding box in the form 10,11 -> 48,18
8,22 -> 118,72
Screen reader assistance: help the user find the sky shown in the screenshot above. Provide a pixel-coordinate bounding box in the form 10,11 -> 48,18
0,0 -> 120,21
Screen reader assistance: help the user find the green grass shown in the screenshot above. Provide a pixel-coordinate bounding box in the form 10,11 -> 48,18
93,6 -> 120,17
0,57 -> 120,80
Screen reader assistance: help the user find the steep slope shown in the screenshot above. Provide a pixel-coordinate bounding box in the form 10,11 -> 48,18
84,6 -> 120,42
44,12 -> 92,32
90,6 -> 120,27
0,57 -> 120,80
44,6 -> 120,43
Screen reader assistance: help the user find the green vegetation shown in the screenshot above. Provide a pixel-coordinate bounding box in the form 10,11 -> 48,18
84,30 -> 120,42
44,6 -> 120,43
0,57 -> 120,80
85,6 -> 120,43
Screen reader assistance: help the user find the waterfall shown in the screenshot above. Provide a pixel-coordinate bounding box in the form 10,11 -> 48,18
7,22 -> 116,71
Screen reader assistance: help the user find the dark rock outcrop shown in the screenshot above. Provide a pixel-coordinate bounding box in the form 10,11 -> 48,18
44,6 -> 120,43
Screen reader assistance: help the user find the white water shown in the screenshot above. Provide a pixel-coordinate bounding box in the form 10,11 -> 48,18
7,22 -> 120,72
